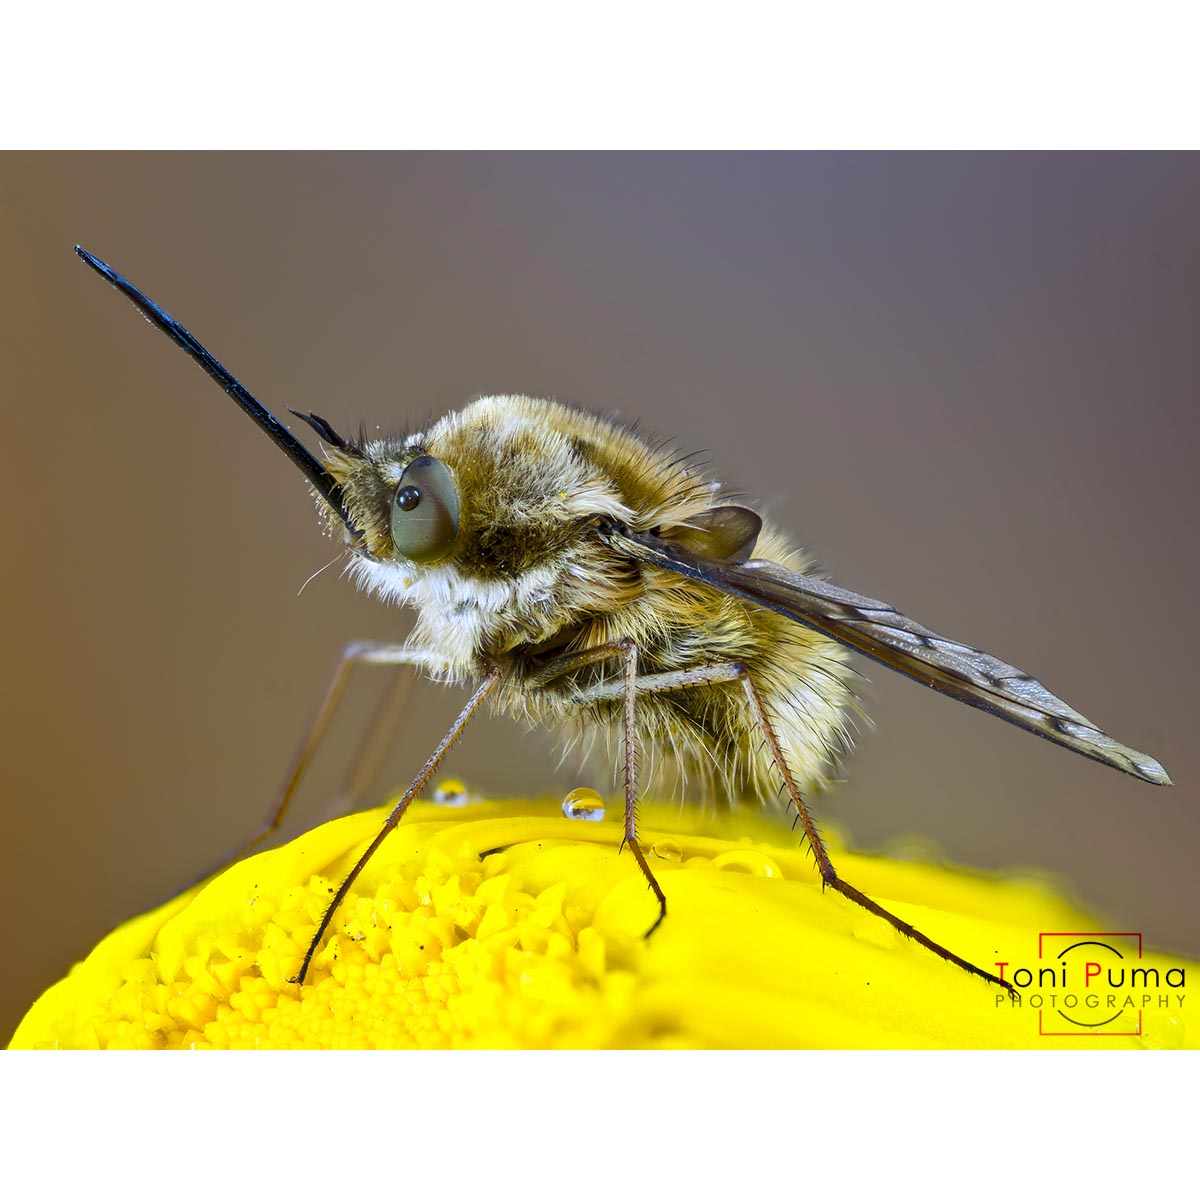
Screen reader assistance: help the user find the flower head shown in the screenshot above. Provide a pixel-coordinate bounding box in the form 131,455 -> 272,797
11,795 -> 1194,1049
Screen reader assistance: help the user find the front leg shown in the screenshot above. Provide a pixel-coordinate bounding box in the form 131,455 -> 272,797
294,663 -> 503,984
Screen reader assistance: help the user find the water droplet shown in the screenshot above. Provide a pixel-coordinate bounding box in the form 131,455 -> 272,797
652,839 -> 683,862
711,849 -> 782,878
562,787 -> 606,821
852,915 -> 896,950
432,778 -> 471,807
1138,1010 -> 1186,1051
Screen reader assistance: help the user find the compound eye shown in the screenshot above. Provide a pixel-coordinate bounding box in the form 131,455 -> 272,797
389,455 -> 460,563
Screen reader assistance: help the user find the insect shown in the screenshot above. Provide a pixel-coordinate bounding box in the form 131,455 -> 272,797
76,247 -> 1172,995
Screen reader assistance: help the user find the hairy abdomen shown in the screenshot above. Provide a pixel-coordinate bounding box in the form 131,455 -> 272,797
507,528 -> 858,808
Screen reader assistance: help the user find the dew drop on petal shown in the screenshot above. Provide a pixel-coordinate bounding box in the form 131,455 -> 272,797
852,915 -> 897,950
652,839 -> 683,862
562,787 -> 606,821
711,849 -> 782,878
1138,1010 -> 1186,1050
432,778 -> 471,807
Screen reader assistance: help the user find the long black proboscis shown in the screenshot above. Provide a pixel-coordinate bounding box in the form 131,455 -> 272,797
74,247 -> 360,537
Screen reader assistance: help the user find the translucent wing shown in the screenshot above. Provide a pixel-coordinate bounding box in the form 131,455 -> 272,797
604,520 -> 1171,786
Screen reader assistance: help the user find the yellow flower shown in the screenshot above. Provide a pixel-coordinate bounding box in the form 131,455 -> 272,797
10,793 -> 1195,1049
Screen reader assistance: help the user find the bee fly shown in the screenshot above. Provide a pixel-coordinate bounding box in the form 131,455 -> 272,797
76,247 -> 1172,994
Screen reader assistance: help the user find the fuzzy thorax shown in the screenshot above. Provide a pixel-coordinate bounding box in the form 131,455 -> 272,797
313,395 -> 856,802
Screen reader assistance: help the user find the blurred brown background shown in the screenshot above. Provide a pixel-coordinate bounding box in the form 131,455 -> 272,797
1,153 -> 1195,1042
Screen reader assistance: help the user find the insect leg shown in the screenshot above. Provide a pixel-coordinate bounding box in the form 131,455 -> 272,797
535,639 -> 704,932
737,670 -> 1018,996
616,639 -> 669,936
293,664 -> 503,985
185,641 -> 430,889
569,661 -> 746,704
